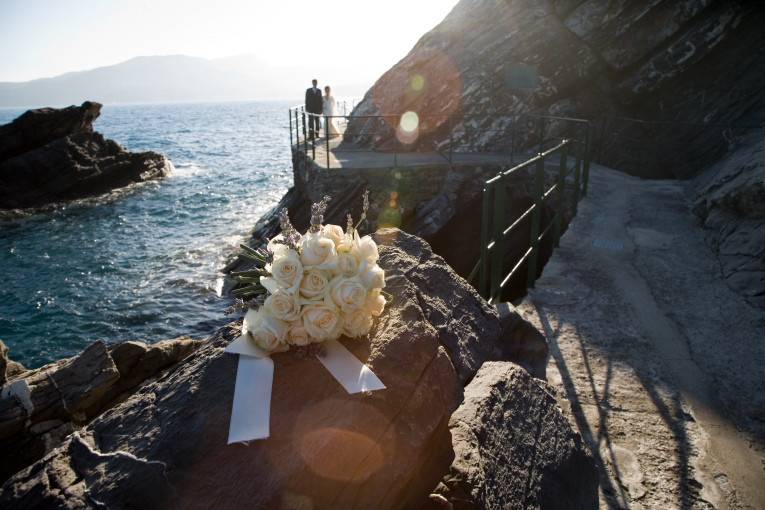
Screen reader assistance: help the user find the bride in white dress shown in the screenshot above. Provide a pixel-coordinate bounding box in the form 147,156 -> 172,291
322,86 -> 341,138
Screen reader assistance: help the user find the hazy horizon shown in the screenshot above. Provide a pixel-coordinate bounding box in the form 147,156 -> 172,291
0,0 -> 457,90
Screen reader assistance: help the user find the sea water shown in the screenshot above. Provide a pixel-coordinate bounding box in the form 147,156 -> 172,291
0,101 -> 296,367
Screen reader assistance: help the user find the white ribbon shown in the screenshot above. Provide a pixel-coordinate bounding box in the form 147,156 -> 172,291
225,334 -> 385,444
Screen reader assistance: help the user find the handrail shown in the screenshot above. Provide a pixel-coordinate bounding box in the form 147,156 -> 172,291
288,105 -> 592,172
288,104 -> 592,301
474,123 -> 591,303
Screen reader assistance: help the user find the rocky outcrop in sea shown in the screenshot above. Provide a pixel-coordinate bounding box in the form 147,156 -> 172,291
0,229 -> 595,509
0,101 -> 172,210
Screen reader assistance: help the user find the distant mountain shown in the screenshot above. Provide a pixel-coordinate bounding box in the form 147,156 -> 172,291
0,54 -> 365,108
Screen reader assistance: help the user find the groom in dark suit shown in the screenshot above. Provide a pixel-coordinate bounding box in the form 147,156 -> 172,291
305,79 -> 323,139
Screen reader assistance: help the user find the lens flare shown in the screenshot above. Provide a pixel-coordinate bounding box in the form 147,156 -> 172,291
410,74 -> 425,92
396,111 -> 420,145
399,111 -> 419,133
370,48 -> 463,138
378,191 -> 402,228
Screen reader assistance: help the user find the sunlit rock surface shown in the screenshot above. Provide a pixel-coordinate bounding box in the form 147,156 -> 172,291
433,362 -> 597,510
347,0 -> 765,179
0,101 -> 172,209
0,230 -> 578,509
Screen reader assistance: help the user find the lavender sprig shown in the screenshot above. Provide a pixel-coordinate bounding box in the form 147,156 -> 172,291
346,213 -> 354,236
310,195 -> 332,233
354,189 -> 370,231
278,208 -> 301,250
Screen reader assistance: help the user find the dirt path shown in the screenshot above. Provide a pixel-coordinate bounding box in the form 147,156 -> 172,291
518,165 -> 765,509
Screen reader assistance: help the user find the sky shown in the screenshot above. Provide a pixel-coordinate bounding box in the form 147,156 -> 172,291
0,0 -> 457,86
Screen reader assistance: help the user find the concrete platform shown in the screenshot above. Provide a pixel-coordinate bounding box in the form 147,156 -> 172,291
294,135 -> 524,170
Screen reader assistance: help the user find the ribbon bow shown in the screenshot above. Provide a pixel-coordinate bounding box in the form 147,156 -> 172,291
225,333 -> 385,443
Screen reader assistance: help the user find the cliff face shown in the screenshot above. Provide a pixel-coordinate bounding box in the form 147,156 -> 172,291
348,0 -> 765,179
692,129 -> 765,309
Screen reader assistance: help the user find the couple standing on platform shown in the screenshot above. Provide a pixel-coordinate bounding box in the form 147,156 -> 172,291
305,79 -> 340,139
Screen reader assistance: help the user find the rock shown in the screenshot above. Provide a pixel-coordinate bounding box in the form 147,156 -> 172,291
0,341 -> 26,385
0,101 -> 172,209
0,337 -> 202,484
434,362 -> 598,510
108,336 -> 199,393
1,229 -> 552,509
692,129 -> 765,309
0,101 -> 101,162
346,0 -> 765,179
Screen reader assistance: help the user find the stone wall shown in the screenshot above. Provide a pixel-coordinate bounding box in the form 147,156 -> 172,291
294,154 -> 503,234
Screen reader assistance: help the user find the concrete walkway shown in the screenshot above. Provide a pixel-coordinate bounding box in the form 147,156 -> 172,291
518,165 -> 765,509
296,135 -> 520,170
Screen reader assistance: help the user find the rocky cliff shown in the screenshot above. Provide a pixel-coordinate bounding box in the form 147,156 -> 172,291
347,0 -> 765,179
1,229 -> 595,509
0,101 -> 172,209
692,128 -> 765,309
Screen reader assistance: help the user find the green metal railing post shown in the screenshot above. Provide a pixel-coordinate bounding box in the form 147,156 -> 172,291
295,109 -> 300,147
311,114 -> 316,160
325,115 -> 330,169
554,141 -> 568,247
573,144 -> 582,215
489,183 -> 506,303
538,117 -> 545,154
289,110 -> 293,147
582,123 -> 591,196
527,155 -> 544,289
301,110 -> 308,159
479,184 -> 491,298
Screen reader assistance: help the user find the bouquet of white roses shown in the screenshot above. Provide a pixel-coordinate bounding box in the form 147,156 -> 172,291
231,193 -> 386,355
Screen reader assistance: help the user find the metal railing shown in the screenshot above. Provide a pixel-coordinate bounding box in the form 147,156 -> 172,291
470,119 -> 592,304
288,105 -> 591,172
289,100 -> 356,168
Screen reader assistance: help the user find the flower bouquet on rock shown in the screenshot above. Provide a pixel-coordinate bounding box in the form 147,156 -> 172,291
225,193 -> 388,443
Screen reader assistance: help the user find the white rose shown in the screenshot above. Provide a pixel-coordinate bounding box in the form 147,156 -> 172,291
358,260 -> 386,290
322,224 -> 344,246
243,308 -> 289,353
302,304 -> 342,341
334,252 -> 359,277
300,232 -> 338,269
264,290 -> 301,321
343,310 -> 374,338
329,276 -> 368,312
286,320 -> 312,346
267,234 -> 292,257
300,269 -> 330,300
324,224 -> 353,253
353,234 -> 379,264
365,289 -> 386,316
263,249 -> 303,294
